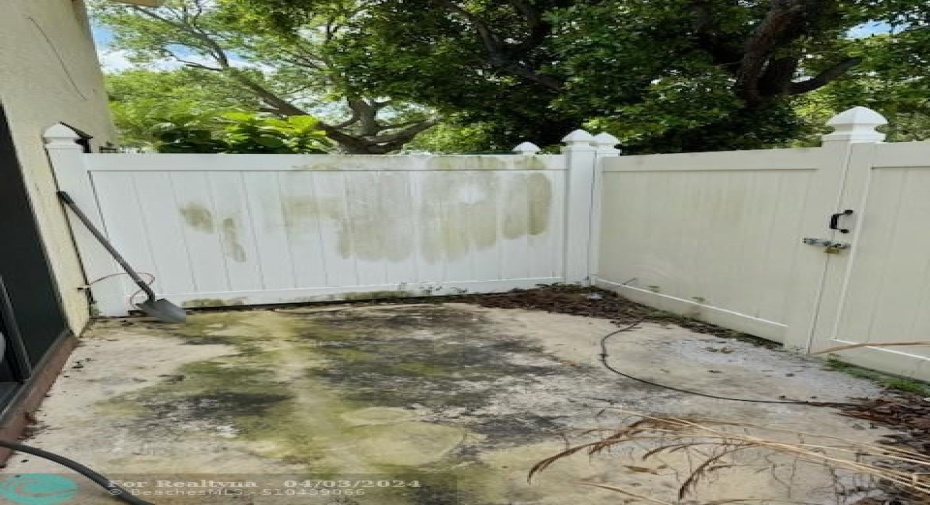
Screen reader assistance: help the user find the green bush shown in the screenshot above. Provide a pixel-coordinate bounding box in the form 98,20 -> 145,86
152,112 -> 332,154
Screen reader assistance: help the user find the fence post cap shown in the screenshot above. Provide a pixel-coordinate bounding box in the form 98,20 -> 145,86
44,124 -> 83,149
592,132 -> 621,153
512,141 -> 542,155
822,106 -> 887,144
561,129 -> 595,143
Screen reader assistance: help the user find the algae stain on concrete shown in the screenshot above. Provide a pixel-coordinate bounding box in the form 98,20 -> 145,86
352,422 -> 468,466
164,311 -> 469,479
341,407 -> 419,426
98,312 -> 356,474
89,308 -> 600,504
179,203 -> 215,233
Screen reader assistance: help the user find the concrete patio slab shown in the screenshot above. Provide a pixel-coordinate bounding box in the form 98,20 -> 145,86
2,303 -> 892,504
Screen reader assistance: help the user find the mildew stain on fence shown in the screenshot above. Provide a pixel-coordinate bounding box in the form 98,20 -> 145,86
342,172 -> 413,262
77,152 -> 565,313
180,203 -> 215,233
177,171 -> 555,264
220,218 -> 247,262
502,173 -> 553,240
420,172 -> 501,262
527,174 -> 553,235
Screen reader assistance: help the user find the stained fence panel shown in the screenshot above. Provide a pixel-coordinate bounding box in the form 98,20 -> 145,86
80,154 -> 567,312
596,148 -> 832,342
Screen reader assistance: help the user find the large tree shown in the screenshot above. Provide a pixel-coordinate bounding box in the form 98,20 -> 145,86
797,27 -> 930,143
93,0 -> 439,153
240,0 -> 929,153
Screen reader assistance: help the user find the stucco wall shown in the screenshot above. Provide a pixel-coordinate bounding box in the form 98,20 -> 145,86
0,0 -> 116,333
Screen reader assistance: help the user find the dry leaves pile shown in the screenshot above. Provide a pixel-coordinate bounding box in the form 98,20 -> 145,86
530,411 -> 930,505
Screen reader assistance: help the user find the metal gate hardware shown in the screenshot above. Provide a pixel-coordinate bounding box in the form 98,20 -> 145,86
803,238 -> 850,249
829,209 -> 854,233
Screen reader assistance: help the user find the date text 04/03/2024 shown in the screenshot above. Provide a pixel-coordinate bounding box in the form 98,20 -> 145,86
282,480 -> 422,489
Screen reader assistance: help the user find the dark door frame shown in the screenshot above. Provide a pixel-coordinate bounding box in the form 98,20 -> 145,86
0,103 -> 73,417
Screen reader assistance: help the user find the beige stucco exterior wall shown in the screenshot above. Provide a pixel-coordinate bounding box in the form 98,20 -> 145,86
0,0 -> 117,334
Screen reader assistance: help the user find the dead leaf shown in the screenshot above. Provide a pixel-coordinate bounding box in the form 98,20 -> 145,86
624,465 -> 660,475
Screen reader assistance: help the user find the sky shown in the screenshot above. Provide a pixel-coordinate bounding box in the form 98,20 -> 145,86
93,24 -> 263,72
848,21 -> 893,38
92,25 -> 204,72
93,26 -> 143,72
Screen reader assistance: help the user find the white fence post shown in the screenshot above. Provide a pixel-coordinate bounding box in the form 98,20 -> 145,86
821,106 -> 888,144
561,129 -> 597,284
589,133 -> 621,284
783,107 -> 888,352
44,125 -> 129,317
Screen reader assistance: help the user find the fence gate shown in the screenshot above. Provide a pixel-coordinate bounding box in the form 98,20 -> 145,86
597,107 -> 930,381
805,140 -> 930,381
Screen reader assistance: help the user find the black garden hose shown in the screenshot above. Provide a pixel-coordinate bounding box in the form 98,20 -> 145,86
0,439 -> 155,504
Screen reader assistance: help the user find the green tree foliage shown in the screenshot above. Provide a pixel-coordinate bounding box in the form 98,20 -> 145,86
151,111 -> 331,153
107,68 -> 262,149
403,119 -> 497,154
92,0 -> 438,153
239,0 -> 929,153
797,28 -> 930,143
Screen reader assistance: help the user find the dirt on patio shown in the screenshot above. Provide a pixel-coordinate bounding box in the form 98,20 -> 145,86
2,288 -> 918,505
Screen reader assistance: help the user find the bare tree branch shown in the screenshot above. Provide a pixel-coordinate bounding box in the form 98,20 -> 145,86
789,57 -> 863,94
432,0 -> 562,90
734,0 -> 807,104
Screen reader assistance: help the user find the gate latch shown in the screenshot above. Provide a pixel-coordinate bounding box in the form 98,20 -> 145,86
803,238 -> 850,254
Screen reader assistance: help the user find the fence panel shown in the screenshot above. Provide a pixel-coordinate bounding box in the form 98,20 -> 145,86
55,150 -> 567,315
596,148 -> 838,343
811,141 -> 930,381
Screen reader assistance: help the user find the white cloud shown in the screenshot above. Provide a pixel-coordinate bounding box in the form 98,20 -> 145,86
98,49 -> 190,73
98,49 -> 136,72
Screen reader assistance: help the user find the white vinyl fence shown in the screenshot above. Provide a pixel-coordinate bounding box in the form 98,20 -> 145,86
45,127 -> 617,318
596,107 -> 930,381
45,108 -> 930,381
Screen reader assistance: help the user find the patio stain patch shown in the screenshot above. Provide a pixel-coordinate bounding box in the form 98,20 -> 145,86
6,303 -> 897,505
99,306 -> 588,503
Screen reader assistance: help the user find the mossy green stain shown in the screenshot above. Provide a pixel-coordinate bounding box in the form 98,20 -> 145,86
179,203 -> 215,233
342,290 -> 414,301
183,298 -> 246,308
91,307 -> 587,504
515,156 -> 549,170
221,218 -> 247,262
392,361 -> 447,376
527,173 -> 552,236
